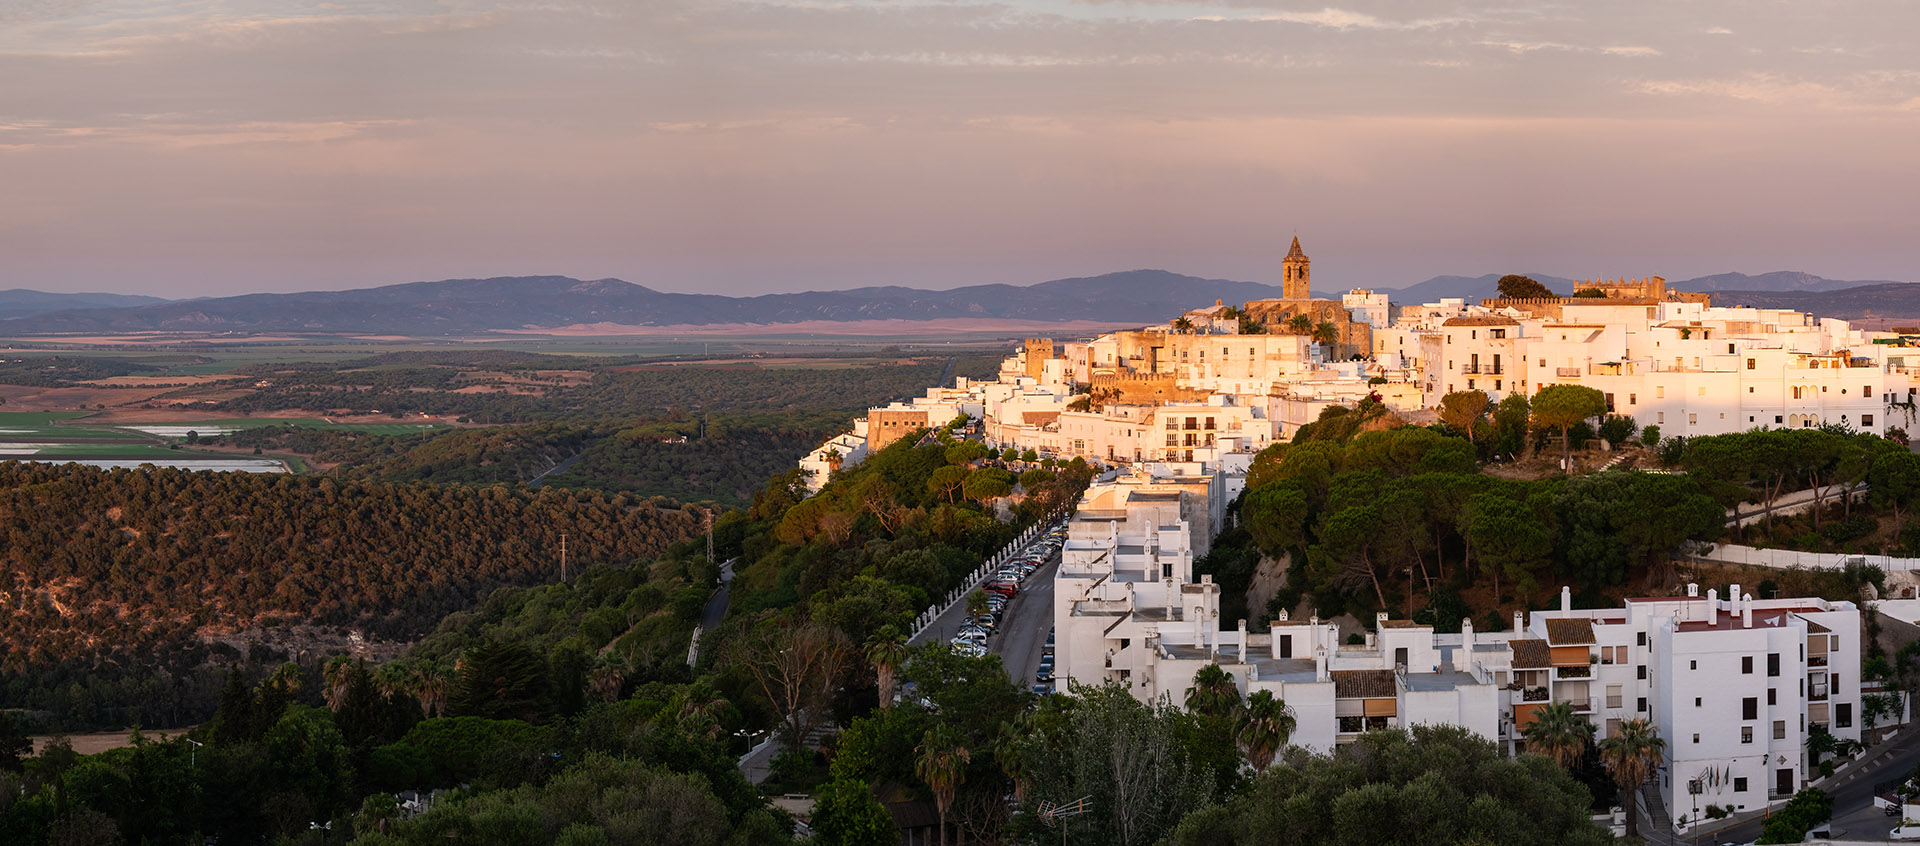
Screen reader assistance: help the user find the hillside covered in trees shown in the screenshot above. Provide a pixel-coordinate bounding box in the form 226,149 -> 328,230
0,463 -> 702,728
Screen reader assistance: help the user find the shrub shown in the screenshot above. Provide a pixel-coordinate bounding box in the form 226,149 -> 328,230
1640,425 -> 1661,447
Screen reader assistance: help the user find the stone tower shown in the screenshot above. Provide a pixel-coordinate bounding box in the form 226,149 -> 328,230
1282,236 -> 1311,300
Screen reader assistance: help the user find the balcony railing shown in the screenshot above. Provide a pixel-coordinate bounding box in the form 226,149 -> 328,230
1809,655 -> 1828,667
1521,687 -> 1549,702
1556,367 -> 1582,377
1556,665 -> 1593,679
1461,364 -> 1504,375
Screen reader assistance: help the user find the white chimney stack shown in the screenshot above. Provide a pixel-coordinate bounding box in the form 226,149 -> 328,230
1730,584 -> 1742,618
1743,594 -> 1754,628
1688,583 -> 1699,597
1707,589 -> 1718,625
1513,610 -> 1524,634
1462,616 -> 1476,657
1561,586 -> 1572,612
1316,647 -> 1329,682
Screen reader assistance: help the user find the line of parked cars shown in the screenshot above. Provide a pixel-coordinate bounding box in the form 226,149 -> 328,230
950,520 -> 1070,660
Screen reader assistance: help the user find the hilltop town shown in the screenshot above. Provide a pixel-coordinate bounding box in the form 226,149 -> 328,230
796,239 -> 1920,839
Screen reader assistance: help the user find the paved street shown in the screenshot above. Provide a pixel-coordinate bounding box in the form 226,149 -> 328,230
905,534 -> 1060,689
994,558 -> 1058,688
1646,728 -> 1920,845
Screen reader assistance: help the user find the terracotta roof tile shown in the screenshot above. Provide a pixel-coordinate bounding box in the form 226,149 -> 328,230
1510,639 -> 1551,669
1545,618 -> 1596,645
1331,669 -> 1397,698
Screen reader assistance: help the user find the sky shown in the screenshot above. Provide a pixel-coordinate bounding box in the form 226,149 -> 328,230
3,0 -> 1919,298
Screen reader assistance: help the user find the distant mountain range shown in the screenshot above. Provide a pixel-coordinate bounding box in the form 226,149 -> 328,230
0,289 -> 168,321
0,269 -> 1911,335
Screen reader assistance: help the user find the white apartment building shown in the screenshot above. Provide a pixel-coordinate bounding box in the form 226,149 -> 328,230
1056,476 -> 1864,814
797,421 -> 868,493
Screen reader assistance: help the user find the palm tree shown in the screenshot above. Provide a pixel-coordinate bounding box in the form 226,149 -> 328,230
322,656 -> 352,711
372,661 -> 411,700
1312,321 -> 1339,350
1236,690 -> 1296,773
965,590 -> 990,619
1172,316 -> 1195,334
1521,699 -> 1593,770
1185,663 -> 1243,720
993,718 -> 1032,804
410,660 -> 450,718
916,724 -> 971,846
588,654 -> 628,703
866,629 -> 910,710
1599,717 -> 1665,839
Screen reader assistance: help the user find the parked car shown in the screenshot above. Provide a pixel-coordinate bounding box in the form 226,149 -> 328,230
1036,666 -> 1052,682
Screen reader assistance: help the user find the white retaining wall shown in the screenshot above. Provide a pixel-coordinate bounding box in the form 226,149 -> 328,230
1697,543 -> 1920,572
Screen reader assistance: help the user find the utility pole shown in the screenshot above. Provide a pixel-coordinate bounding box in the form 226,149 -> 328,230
560,533 -> 568,582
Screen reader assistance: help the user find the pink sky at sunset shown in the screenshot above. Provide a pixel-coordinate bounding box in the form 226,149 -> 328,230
3,1 -> 1918,297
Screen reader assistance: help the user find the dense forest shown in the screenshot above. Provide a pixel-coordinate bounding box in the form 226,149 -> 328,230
0,463 -> 701,728
191,352 -> 1006,503
169,352 -> 1003,423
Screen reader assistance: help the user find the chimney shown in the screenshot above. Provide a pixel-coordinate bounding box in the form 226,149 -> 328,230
1743,594 -> 1754,628
1309,615 -> 1320,654
1513,610 -> 1524,634
1730,584 -> 1741,619
1316,647 -> 1329,682
1561,586 -> 1572,612
1462,616 -> 1476,656
1279,609 -> 1290,622
1688,583 -> 1699,597
1707,589 -> 1718,625
1237,618 -> 1248,659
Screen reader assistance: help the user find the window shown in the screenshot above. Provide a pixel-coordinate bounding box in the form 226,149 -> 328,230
1657,386 -> 1666,399
1768,653 -> 1780,677
1658,412 -> 1665,424
1747,358 -> 1756,370
1768,688 -> 1776,706
1629,393 -> 1637,405
1864,414 -> 1875,426
1735,777 -> 1748,793
1742,656 -> 1754,674
1838,703 -> 1853,729
1607,685 -> 1623,708
1693,733 -> 1700,744
1637,633 -> 1646,647
1743,697 -> 1757,720
1775,415 -> 1784,424
1689,413 -> 1698,425
1690,660 -> 1698,671
1639,696 -> 1647,712
1774,720 -> 1786,740
1695,697 -> 1702,707
1741,726 -> 1753,743
1638,665 -> 1647,680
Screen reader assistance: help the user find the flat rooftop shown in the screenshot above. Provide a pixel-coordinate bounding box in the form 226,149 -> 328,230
1401,669 -> 1485,692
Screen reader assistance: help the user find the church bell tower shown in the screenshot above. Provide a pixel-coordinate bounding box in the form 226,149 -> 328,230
1282,236 -> 1310,300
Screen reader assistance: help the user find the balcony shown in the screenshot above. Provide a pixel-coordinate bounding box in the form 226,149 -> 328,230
1555,665 -> 1593,679
1520,687 -> 1549,702
1461,364 -> 1504,375
1556,367 -> 1582,377
1809,655 -> 1828,668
